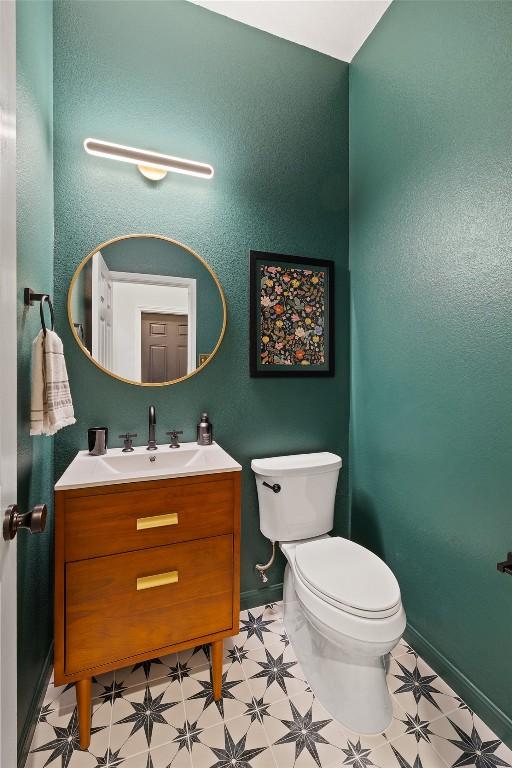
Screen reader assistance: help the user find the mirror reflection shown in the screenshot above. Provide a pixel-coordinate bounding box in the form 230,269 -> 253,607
69,235 -> 225,385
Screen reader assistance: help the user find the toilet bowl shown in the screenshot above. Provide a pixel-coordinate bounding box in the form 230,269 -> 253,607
251,452 -> 406,734
281,537 -> 405,733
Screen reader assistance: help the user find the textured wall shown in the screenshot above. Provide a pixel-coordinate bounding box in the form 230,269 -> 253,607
16,0 -> 54,758
53,0 -> 350,605
350,0 -> 512,743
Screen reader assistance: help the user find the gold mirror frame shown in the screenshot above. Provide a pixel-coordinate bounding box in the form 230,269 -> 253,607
67,233 -> 227,387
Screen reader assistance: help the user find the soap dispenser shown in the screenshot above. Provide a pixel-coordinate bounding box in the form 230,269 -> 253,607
197,413 -> 213,446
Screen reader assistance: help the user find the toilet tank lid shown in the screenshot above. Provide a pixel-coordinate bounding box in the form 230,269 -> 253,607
251,452 -> 342,478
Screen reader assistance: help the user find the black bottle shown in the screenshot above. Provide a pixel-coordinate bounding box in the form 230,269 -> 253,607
88,426 -> 108,455
197,413 -> 213,446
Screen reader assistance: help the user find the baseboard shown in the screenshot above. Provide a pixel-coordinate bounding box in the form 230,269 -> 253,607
18,642 -> 53,768
240,582 -> 283,611
405,624 -> 512,748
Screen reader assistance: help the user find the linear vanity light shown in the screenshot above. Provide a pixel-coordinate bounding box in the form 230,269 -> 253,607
83,138 -> 214,181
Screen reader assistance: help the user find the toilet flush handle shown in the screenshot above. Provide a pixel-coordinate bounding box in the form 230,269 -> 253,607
262,481 -> 281,494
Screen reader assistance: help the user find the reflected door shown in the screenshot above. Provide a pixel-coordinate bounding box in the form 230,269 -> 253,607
91,251 -> 114,369
141,313 -> 188,383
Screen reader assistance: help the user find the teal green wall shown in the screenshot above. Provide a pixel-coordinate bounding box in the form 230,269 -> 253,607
17,0 -> 512,753
350,0 -> 512,745
16,0 -> 54,761
53,1 -> 350,607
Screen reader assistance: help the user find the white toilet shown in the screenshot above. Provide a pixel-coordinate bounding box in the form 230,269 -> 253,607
251,452 -> 406,734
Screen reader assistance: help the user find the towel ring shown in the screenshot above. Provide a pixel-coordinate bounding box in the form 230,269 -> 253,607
39,295 -> 55,337
23,288 -> 56,337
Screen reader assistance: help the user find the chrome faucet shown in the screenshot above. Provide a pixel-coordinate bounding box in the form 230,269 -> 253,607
147,405 -> 157,450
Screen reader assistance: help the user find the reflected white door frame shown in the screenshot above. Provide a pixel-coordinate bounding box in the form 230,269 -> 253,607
110,272 -> 197,377
91,250 -> 114,369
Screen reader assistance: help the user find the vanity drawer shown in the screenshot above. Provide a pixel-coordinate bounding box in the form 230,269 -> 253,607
64,476 -> 235,561
65,534 -> 233,674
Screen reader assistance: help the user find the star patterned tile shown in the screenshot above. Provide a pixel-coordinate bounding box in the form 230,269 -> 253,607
109,677 -> 186,759
41,671 -> 117,715
387,655 -> 460,724
340,696 -> 413,751
116,657 -> 172,691
242,641 -> 310,705
264,690 -> 347,768
113,738 -> 192,768
182,659 -> 253,730
26,697 -> 112,768
27,601 -> 511,768
187,713 -> 274,768
427,707 -> 512,768
370,731 -> 450,768
231,605 -> 286,651
390,640 -> 415,661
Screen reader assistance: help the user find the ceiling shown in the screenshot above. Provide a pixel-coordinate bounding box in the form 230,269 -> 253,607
190,0 -> 391,62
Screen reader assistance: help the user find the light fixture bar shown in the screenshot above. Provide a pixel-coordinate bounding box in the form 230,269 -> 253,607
83,138 -> 214,179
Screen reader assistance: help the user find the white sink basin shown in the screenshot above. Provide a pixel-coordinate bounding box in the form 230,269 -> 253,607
55,441 -> 241,490
100,445 -> 206,475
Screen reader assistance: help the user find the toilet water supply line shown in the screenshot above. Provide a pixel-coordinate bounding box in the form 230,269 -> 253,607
255,540 -> 277,583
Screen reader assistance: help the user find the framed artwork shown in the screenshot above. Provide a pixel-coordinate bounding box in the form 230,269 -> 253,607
250,250 -> 334,377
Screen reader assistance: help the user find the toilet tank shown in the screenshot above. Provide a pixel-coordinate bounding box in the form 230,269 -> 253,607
251,452 -> 342,542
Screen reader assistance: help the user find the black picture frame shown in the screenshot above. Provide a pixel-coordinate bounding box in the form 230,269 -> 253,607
249,250 -> 335,377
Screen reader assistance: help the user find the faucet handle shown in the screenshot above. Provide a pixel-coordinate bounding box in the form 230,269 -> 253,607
119,432 -> 137,452
166,430 -> 183,449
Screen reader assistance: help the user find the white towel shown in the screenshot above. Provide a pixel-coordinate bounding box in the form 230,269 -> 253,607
30,329 -> 76,436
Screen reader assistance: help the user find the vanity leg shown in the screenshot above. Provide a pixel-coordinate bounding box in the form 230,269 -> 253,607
76,678 -> 92,749
211,640 -> 223,700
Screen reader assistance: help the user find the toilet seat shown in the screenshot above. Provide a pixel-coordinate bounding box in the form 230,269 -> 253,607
286,547 -> 406,645
295,537 -> 401,619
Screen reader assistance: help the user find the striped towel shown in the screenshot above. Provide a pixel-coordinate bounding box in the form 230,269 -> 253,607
30,329 -> 76,436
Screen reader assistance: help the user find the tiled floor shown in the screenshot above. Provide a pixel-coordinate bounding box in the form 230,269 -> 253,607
27,602 -> 512,768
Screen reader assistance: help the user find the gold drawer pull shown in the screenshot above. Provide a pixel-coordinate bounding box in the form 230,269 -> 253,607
136,512 -> 178,530
136,570 -> 179,591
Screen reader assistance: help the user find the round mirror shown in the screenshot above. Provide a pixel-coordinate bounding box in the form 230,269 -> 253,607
68,234 -> 226,386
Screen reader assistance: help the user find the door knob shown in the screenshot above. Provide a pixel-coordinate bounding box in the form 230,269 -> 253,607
3,504 -> 47,541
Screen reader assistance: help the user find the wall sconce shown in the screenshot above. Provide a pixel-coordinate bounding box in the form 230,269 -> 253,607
83,138 -> 214,181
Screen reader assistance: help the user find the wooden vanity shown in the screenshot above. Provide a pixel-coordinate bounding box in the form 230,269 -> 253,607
54,469 -> 241,748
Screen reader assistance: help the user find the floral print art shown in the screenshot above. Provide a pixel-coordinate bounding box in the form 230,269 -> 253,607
259,265 -> 326,367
